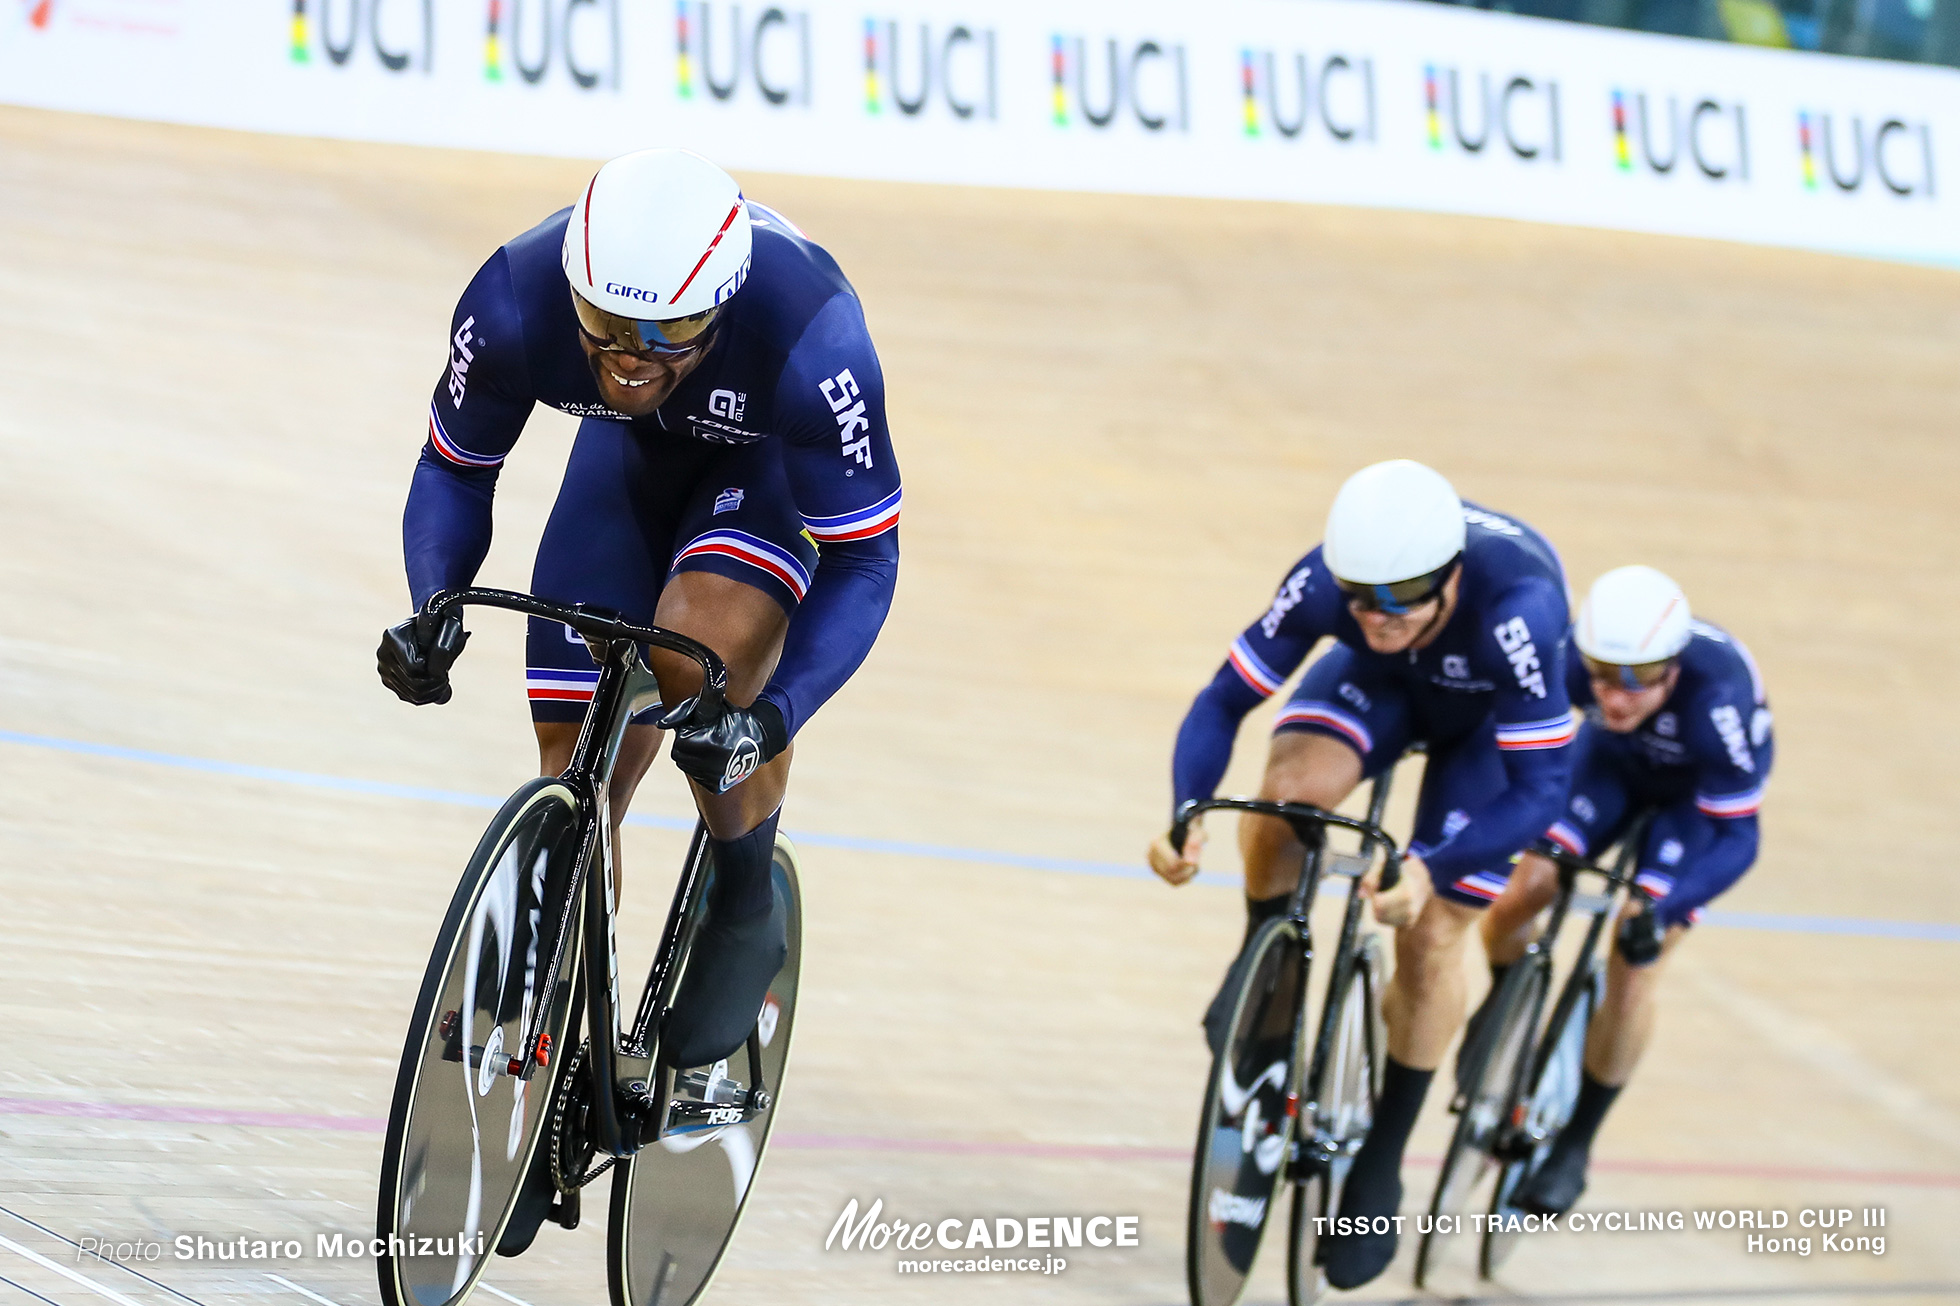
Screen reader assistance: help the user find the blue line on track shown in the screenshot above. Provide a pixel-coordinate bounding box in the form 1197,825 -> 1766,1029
5,727 -> 1957,942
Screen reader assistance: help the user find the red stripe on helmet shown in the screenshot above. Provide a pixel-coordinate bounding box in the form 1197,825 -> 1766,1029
670,200 -> 745,304
581,174 -> 599,288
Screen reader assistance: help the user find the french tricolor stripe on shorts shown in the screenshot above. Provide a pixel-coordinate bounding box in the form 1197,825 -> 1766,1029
803,487 -> 902,544
1226,637 -> 1284,698
675,529 -> 813,601
428,406 -> 505,469
1697,784 -> 1765,818
1272,703 -> 1372,754
1495,714 -> 1578,751
1452,871 -> 1510,902
1634,870 -> 1676,900
1546,821 -> 1587,856
528,667 -> 599,703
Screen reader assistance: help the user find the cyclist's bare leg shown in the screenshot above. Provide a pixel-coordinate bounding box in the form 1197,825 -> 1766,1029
1585,904 -> 1687,1085
1382,895 -> 1481,1070
530,570 -> 792,897
1481,850 -> 1559,966
1239,730 -> 1364,899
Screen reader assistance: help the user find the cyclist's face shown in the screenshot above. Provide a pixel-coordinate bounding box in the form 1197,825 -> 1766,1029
1349,571 -> 1459,655
1591,667 -> 1677,732
577,330 -> 709,417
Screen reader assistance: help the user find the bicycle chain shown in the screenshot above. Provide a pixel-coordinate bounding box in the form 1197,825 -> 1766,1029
549,1040 -> 616,1193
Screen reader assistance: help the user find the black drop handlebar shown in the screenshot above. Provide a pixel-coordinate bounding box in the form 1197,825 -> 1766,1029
1171,796 -> 1404,892
419,586 -> 730,725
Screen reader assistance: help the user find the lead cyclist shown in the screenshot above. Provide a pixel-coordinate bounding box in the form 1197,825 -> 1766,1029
374,150 -> 901,1200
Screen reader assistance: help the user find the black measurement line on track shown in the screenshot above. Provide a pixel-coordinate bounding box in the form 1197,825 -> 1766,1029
0,1203 -> 207,1306
0,1273 -> 63,1306
1352,1282 -> 1960,1305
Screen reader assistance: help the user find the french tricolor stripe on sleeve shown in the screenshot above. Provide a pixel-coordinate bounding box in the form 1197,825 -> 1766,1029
1495,714 -> 1578,751
1697,784 -> 1765,818
428,405 -> 506,469
804,487 -> 901,543
1272,703 -> 1372,754
1451,871 -> 1511,902
1226,637 -> 1285,698
675,529 -> 813,601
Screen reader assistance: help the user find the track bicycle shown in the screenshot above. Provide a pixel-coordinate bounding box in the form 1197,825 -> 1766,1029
1412,825 -> 1642,1287
376,587 -> 803,1306
1172,760 -> 1407,1306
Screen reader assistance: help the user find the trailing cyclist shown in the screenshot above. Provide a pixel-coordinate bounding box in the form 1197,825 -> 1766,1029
1148,460 -> 1578,1288
374,150 -> 901,1236
1479,565 -> 1772,1216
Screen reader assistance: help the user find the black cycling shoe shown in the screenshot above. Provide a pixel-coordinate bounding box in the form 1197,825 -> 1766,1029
1518,1141 -> 1589,1216
1201,943 -> 1257,1058
660,888 -> 788,1070
1319,1145 -> 1404,1289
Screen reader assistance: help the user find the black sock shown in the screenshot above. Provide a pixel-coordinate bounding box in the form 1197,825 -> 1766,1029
1489,960 -> 1512,990
1362,1057 -> 1434,1162
1556,1072 -> 1622,1154
708,808 -> 781,922
1243,893 -> 1289,945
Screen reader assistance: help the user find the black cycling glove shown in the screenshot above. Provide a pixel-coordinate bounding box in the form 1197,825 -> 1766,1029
668,697 -> 788,794
377,612 -> 470,706
1616,898 -> 1667,967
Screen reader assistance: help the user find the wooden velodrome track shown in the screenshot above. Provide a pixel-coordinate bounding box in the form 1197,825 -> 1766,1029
1,104 -> 1956,1306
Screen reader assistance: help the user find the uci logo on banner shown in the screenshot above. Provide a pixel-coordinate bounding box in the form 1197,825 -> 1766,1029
1797,110 -> 1935,197
1425,65 -> 1561,163
1050,34 -> 1189,132
1239,49 -> 1378,145
480,0 -> 621,89
289,0 -> 431,72
862,19 -> 998,119
676,3 -> 812,107
1611,91 -> 1749,182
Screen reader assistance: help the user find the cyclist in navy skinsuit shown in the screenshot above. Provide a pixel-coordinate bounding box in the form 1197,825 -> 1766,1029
1481,566 -> 1772,1216
1148,461 -> 1577,1289
376,151 -> 901,1088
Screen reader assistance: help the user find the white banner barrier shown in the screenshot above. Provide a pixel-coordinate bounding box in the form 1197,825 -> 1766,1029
3,0 -> 1955,262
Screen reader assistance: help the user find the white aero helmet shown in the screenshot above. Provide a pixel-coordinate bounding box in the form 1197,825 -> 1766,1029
1322,460 -> 1467,613
561,148 -> 752,355
1576,565 -> 1692,688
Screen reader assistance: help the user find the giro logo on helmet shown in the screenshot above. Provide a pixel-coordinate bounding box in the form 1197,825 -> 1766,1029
605,282 -> 660,302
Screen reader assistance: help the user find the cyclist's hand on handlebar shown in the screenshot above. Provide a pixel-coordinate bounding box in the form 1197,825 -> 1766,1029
669,698 -> 788,794
1616,897 -> 1667,967
1148,821 -> 1205,886
377,613 -> 469,706
1363,854 -> 1429,928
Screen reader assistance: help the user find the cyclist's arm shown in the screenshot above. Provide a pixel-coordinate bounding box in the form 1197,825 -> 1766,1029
759,295 -> 901,739
1419,582 -> 1577,878
1653,688 -> 1772,926
1169,555 -> 1330,815
403,248 -> 536,607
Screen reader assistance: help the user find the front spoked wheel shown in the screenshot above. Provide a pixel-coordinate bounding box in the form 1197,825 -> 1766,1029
379,778 -> 587,1306
1413,959 -> 1544,1289
1286,934 -> 1382,1306
1483,962 -> 1601,1278
607,836 -> 804,1306
1187,917 -> 1306,1306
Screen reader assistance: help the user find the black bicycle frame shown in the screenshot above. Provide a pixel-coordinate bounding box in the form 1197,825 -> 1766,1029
419,587 -> 730,1158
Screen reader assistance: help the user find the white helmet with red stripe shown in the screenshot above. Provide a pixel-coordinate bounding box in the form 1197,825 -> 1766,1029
1576,565 -> 1692,666
561,148 -> 752,327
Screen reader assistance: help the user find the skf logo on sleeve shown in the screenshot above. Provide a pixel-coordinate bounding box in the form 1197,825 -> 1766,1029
818,368 -> 874,467
447,316 -> 476,408
1259,566 -> 1311,638
1709,705 -> 1756,773
1493,617 -> 1547,698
